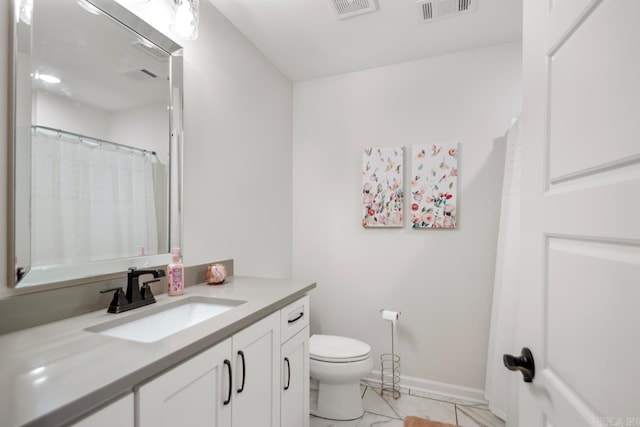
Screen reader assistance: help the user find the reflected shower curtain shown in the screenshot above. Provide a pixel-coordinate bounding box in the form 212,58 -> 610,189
485,118 -> 521,423
31,131 -> 159,267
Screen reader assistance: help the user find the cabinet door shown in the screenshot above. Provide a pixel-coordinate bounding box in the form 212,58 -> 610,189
137,338 -> 232,427
281,326 -> 310,427
232,312 -> 281,427
70,393 -> 134,427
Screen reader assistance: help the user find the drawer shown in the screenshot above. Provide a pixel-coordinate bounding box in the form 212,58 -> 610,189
280,295 -> 310,343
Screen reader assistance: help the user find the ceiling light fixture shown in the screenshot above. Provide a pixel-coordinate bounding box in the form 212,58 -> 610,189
171,0 -> 199,41
34,72 -> 61,84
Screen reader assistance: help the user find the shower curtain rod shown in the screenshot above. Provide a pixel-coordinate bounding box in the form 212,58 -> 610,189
32,125 -> 157,156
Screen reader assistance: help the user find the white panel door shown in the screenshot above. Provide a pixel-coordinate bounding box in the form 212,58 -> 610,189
232,312 -> 281,427
137,338 -> 232,427
282,326 -> 310,427
517,0 -> 640,425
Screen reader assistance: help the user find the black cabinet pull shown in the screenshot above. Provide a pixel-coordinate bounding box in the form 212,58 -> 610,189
503,347 -> 535,383
237,350 -> 246,393
288,312 -> 304,324
284,357 -> 291,391
223,360 -> 232,405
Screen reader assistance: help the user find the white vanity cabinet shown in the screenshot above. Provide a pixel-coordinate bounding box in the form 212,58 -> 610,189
280,296 -> 310,427
137,338 -> 233,427
136,312 -> 281,427
135,298 -> 309,427
70,393 -> 134,427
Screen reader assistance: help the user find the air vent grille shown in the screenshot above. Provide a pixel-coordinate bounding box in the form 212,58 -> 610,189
124,68 -> 159,81
328,0 -> 378,20
421,2 -> 433,20
417,0 -> 477,22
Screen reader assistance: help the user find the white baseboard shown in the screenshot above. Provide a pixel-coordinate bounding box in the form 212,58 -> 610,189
363,370 -> 487,404
488,403 -> 507,421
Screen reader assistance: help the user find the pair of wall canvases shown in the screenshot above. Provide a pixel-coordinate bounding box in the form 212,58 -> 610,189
362,143 -> 458,229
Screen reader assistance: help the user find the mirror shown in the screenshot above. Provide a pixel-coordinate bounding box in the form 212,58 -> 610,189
9,0 -> 183,288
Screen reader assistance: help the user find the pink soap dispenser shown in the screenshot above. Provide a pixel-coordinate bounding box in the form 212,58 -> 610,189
167,247 -> 184,296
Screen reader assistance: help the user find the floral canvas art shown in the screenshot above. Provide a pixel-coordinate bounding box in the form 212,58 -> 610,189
411,143 -> 458,229
362,147 -> 404,228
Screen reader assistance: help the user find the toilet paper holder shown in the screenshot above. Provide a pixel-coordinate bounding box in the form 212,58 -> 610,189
379,309 -> 401,400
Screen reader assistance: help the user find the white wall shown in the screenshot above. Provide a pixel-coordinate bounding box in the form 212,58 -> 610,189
34,91 -> 109,139
178,2 -> 293,277
0,0 -> 293,298
108,103 -> 169,165
32,91 -> 169,164
292,42 -> 522,392
112,0 -> 293,278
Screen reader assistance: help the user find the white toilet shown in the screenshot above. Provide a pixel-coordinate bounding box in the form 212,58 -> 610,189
309,334 -> 373,420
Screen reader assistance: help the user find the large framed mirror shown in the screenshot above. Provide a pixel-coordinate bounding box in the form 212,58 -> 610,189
9,0 -> 183,288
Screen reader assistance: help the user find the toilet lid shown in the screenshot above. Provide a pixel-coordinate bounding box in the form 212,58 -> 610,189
310,335 -> 371,363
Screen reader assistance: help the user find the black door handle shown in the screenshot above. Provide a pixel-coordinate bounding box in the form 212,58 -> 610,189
223,359 -> 232,405
503,347 -> 535,382
237,350 -> 246,393
284,357 -> 291,391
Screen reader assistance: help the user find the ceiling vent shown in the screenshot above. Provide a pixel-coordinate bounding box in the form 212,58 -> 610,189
327,0 -> 378,20
123,68 -> 159,82
417,0 -> 478,22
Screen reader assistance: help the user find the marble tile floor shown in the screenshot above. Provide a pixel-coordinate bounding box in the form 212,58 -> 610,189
310,383 -> 505,427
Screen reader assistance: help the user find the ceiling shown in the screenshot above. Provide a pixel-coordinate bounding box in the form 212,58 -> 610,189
33,0 -> 170,112
208,0 -> 523,82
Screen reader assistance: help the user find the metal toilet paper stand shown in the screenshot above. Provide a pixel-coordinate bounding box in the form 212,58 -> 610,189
380,310 -> 401,399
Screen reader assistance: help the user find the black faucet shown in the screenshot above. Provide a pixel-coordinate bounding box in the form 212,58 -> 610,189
102,268 -> 166,314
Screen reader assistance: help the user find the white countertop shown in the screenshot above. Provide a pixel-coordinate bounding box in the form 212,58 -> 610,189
0,276 -> 315,427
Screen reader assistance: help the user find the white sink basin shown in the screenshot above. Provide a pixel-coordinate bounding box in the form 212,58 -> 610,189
86,296 -> 245,343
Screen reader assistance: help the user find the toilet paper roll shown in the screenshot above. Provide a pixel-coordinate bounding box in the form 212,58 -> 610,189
381,309 -> 400,334
381,310 -> 400,351
381,310 -> 399,322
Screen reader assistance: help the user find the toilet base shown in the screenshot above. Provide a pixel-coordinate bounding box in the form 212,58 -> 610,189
310,381 -> 364,421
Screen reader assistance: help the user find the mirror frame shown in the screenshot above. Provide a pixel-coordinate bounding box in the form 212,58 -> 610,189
8,0 -> 184,289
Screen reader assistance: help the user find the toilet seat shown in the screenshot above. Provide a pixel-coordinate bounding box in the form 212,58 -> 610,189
310,335 -> 371,363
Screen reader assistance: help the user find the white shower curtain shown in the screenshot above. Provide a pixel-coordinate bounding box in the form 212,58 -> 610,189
485,118 -> 521,423
31,131 -> 160,267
